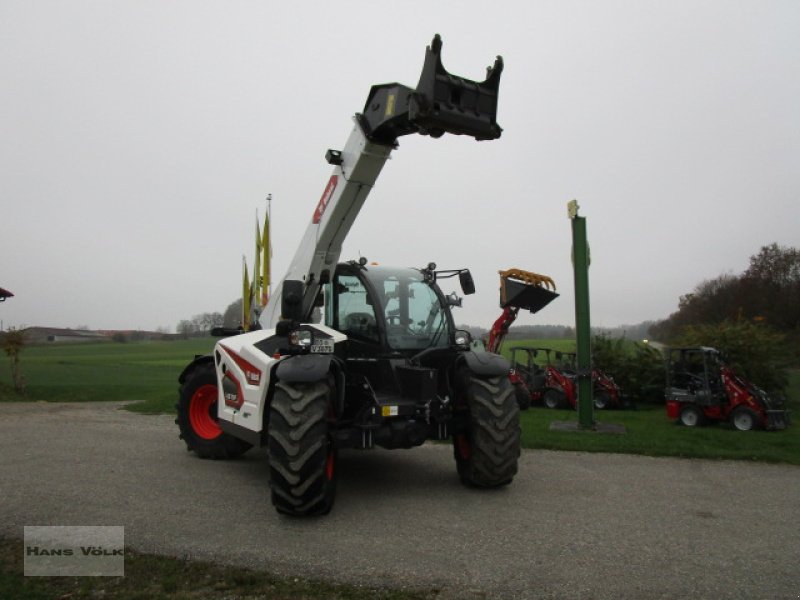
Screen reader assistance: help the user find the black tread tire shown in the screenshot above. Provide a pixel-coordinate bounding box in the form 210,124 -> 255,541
513,381 -> 532,411
679,404 -> 704,427
268,380 -> 337,517
731,406 -> 759,431
454,374 -> 520,488
543,388 -> 566,409
593,391 -> 611,410
176,362 -> 252,459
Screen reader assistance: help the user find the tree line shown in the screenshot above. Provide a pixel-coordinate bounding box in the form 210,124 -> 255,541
650,243 -> 799,345
645,242 -> 799,393
175,299 -> 243,338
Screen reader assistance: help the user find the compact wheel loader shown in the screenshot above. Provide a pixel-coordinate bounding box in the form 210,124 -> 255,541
484,269 -> 559,410
176,35 -> 520,516
665,346 -> 790,431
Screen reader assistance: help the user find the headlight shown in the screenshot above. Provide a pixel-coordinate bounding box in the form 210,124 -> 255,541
454,330 -> 470,346
289,329 -> 313,348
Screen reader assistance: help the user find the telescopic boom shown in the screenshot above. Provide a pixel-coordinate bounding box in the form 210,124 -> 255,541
260,35 -> 503,328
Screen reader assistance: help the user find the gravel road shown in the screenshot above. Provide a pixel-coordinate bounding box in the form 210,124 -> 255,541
1,401 -> 798,599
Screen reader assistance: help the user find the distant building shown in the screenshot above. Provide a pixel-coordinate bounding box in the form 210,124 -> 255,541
21,327 -> 109,344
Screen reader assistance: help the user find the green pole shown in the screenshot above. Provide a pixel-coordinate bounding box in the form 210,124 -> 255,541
568,200 -> 594,429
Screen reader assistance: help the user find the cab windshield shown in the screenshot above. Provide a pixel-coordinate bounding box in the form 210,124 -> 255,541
327,265 -> 452,350
354,266 -> 451,351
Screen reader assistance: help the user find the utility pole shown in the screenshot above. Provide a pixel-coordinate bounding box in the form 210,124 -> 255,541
568,200 -> 594,429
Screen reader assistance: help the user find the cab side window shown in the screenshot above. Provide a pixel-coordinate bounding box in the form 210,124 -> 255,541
333,274 -> 379,342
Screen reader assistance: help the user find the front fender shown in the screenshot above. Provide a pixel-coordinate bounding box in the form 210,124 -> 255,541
178,354 -> 214,384
460,350 -> 511,378
275,353 -> 334,383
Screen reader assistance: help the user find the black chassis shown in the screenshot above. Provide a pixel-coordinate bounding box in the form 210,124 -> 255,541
180,263 -> 510,452
263,262 -> 509,451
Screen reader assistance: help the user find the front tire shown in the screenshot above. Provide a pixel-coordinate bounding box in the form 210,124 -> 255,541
679,404 -> 704,427
593,391 -> 611,410
268,380 -> 337,516
176,362 -> 252,459
731,406 -> 759,431
454,374 -> 520,487
513,381 -> 532,410
543,389 -> 566,409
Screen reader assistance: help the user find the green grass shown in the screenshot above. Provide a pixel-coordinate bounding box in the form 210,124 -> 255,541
0,338 -> 216,413
0,536 -> 437,600
521,404 -> 800,464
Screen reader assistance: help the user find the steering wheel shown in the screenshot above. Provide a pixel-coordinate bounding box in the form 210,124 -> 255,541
345,312 -> 375,330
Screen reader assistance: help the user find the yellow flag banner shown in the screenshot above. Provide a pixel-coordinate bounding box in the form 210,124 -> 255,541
261,210 -> 270,307
242,257 -> 251,332
253,217 -> 262,310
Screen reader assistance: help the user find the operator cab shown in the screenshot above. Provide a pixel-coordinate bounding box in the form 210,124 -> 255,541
325,262 -> 458,356
666,347 -> 726,404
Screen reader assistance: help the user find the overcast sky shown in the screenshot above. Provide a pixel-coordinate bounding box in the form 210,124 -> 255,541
1,1 -> 798,334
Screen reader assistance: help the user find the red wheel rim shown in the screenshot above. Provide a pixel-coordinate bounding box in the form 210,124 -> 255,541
325,403 -> 336,480
325,450 -> 335,480
456,434 -> 471,460
189,384 -> 222,440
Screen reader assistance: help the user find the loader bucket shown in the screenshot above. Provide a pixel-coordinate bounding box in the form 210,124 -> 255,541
410,34 -> 503,141
499,268 -> 559,313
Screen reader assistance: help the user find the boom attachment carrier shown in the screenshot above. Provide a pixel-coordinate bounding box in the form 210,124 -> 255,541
358,34 -> 503,145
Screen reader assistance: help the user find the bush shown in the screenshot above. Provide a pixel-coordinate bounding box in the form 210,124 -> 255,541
676,320 -> 789,394
592,335 -> 665,403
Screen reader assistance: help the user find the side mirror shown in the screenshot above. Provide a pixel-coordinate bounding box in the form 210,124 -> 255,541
459,270 -> 475,295
281,280 -> 305,322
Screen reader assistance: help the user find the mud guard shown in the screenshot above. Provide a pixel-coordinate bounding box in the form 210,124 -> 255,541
275,354 -> 334,383
178,354 -> 214,384
460,350 -> 511,378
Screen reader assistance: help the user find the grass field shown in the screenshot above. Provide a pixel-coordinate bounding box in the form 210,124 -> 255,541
520,404 -> 799,463
0,338 -> 215,413
1,338 -> 798,463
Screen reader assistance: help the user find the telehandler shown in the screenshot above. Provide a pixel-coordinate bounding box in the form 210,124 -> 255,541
176,35 -> 534,516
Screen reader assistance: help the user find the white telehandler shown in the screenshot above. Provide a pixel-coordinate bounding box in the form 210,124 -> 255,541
177,35 -> 533,516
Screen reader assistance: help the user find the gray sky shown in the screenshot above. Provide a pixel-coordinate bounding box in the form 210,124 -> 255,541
2,1 -> 798,334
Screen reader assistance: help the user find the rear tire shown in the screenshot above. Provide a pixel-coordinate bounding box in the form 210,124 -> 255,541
731,406 -> 759,431
176,362 -> 252,459
679,404 -> 704,427
454,374 -> 520,487
268,380 -> 337,516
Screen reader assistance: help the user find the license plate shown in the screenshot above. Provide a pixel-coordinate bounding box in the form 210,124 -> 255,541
311,338 -> 334,354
